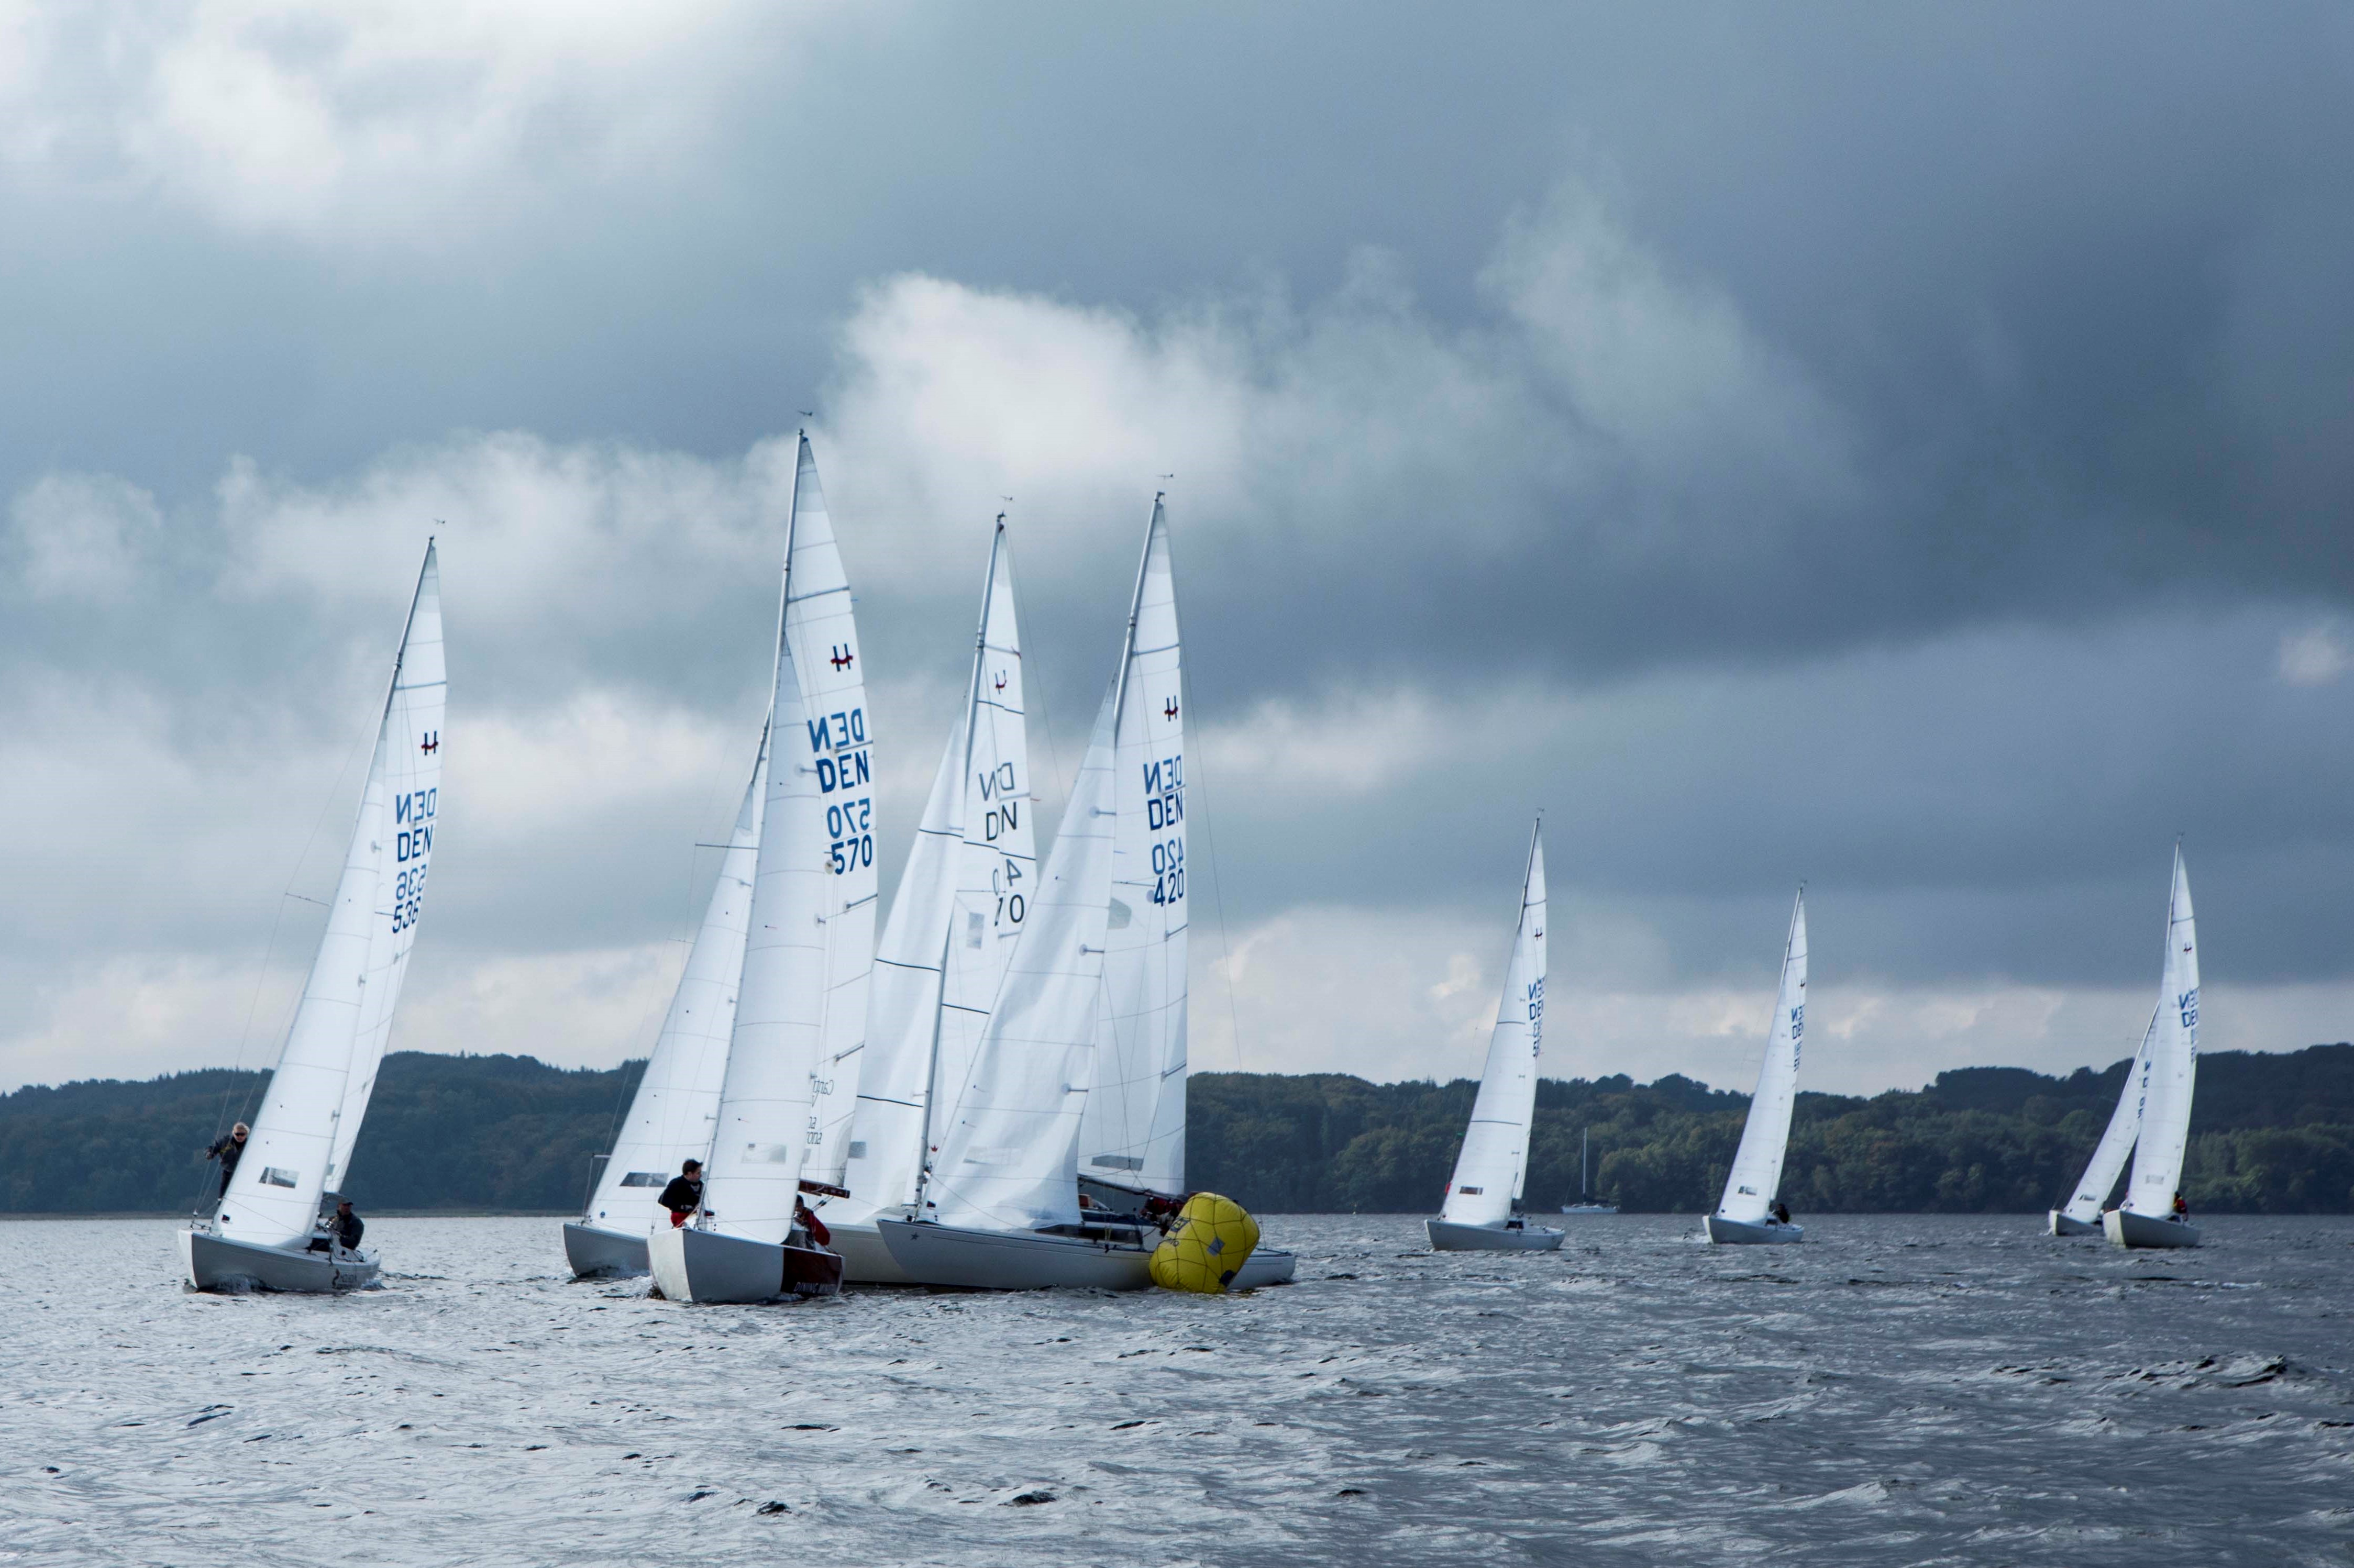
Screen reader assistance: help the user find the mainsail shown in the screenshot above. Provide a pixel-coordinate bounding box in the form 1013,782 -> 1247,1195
2055,1003 -> 2160,1226
2121,848 -> 2199,1219
1438,820 -> 1549,1228
1714,891 -> 1807,1226
1080,496 -> 1189,1196
579,729 -> 767,1233
700,435 -> 877,1245
839,521 -> 1036,1222
220,542 -> 444,1248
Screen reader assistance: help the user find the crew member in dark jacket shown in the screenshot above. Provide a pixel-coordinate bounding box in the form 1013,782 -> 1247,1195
203,1122 -> 250,1207
658,1160 -> 703,1227
333,1199 -> 364,1252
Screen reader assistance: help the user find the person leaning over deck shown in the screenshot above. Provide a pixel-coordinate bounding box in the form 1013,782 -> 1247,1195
333,1199 -> 364,1252
201,1123 -> 249,1209
658,1160 -> 704,1228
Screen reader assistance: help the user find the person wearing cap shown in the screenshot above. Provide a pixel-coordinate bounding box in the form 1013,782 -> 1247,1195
332,1199 -> 364,1252
657,1160 -> 704,1228
202,1123 -> 250,1208
792,1194 -> 831,1248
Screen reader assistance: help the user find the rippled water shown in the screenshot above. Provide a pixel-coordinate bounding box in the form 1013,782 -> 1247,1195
4,1213 -> 2351,1566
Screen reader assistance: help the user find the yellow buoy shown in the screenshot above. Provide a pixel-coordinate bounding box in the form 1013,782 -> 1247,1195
1149,1192 -> 1261,1293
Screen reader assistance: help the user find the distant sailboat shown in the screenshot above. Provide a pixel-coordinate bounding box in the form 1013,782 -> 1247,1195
1428,819 -> 1562,1252
1705,891 -> 1807,1245
180,542 -> 445,1293
1560,1129 -> 1618,1215
649,433 -> 869,1303
2046,1004 -> 2159,1238
823,519 -> 1038,1284
2105,847 -> 2202,1250
563,728 -> 766,1278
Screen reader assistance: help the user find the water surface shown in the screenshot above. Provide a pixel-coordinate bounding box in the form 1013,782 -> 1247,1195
3,1214 -> 2349,1565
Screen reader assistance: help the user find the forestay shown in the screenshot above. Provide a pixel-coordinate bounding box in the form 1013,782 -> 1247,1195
2056,1003 -> 2159,1226
702,435 -> 877,1245
219,543 -> 443,1249
1438,820 -> 1549,1229
1080,497 -> 1190,1197
581,730 -> 767,1233
841,522 -> 1036,1222
927,687 -> 1119,1233
2121,848 -> 2199,1220
1715,892 -> 1807,1226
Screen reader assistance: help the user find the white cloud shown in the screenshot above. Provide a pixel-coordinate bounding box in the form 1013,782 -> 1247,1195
2278,625 -> 2350,687
9,472 -> 163,600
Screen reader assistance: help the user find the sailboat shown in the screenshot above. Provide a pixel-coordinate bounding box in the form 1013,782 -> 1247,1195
563,728 -> 766,1278
180,542 -> 445,1293
1428,820 -> 1561,1252
648,433 -> 871,1303
1560,1129 -> 1618,1215
1704,891 -> 1807,1245
876,497 -> 1293,1289
821,519 -> 1038,1285
2046,1005 -> 2159,1237
2105,847 -> 2202,1250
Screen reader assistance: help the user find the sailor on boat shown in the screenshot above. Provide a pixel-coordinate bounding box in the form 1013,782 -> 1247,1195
793,1195 -> 832,1248
658,1161 -> 703,1228
202,1124 -> 249,1210
2172,1191 -> 2189,1221
309,1199 -> 363,1253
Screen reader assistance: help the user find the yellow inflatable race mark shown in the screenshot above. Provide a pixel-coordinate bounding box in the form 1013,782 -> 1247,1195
1150,1193 -> 1261,1293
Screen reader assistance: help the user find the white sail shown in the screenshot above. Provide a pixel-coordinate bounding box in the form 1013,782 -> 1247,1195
701,434 -> 876,1244
1439,820 -> 1549,1228
2056,1004 -> 2160,1226
1715,891 -> 1807,1226
840,523 -> 1035,1222
1081,497 -> 1189,1196
219,543 -> 441,1249
324,546 -> 446,1193
926,686 -> 1118,1233
581,729 -> 767,1232
2121,848 -> 2199,1218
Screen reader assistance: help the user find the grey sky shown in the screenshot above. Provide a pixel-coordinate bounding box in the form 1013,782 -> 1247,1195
2,5 -> 2349,1094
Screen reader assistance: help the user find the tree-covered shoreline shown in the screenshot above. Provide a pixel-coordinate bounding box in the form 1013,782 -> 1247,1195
4,1044 -> 2350,1216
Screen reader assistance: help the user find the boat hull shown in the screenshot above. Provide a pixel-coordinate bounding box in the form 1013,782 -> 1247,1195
1560,1204 -> 1620,1216
2103,1208 -> 2202,1249
1704,1215 -> 1805,1245
2047,1209 -> 2104,1238
562,1221 -> 650,1278
1425,1218 -> 1566,1252
875,1218 -> 1154,1290
1229,1247 -> 1296,1287
181,1227 -> 380,1293
827,1219 -> 915,1286
647,1225 -> 844,1303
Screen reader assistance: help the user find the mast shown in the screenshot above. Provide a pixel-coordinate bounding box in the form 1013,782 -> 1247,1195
912,518 -> 1004,1216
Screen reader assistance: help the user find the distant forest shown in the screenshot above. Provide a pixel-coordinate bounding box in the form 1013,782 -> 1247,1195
4,1045 -> 2352,1216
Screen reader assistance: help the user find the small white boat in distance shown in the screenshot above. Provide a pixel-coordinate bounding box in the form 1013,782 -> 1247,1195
183,542 -> 445,1293
2047,1005 -> 2158,1238
1704,891 -> 1807,1246
1561,1129 -> 1618,1215
2105,847 -> 2203,1251
1427,820 -> 1562,1254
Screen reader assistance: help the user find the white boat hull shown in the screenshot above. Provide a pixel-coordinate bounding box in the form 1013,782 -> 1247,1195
1560,1203 -> 1620,1216
1229,1247 -> 1296,1287
647,1225 -> 843,1303
1704,1215 -> 1805,1245
2104,1207 -> 2202,1249
181,1227 -> 379,1293
1425,1217 -> 1566,1252
2047,1209 -> 2104,1237
828,1219 -> 915,1285
562,1221 -> 650,1278
875,1218 -> 1154,1290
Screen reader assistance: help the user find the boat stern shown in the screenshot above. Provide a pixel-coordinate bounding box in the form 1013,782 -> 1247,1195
561,1221 -> 651,1280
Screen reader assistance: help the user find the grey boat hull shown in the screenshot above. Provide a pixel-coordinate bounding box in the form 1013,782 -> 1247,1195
1229,1247 -> 1296,1287
1704,1215 -> 1805,1245
2104,1208 -> 2202,1249
2047,1209 -> 2104,1237
827,1218 -> 916,1285
1425,1217 -> 1566,1252
647,1224 -> 842,1303
562,1221 -> 650,1278
875,1218 -> 1155,1290
181,1227 -> 380,1293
